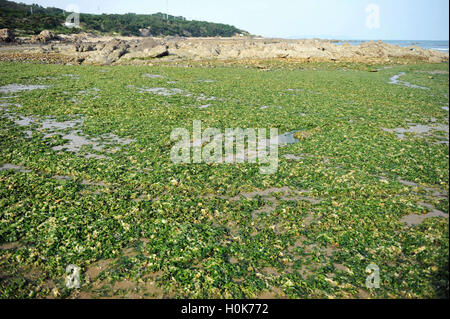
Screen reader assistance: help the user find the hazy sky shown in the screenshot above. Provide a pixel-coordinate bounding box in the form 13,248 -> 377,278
17,0 -> 449,40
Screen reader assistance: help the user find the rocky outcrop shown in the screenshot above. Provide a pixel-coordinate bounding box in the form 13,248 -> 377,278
120,38 -> 169,60
3,34 -> 448,65
83,39 -> 129,65
31,30 -> 57,44
0,28 -> 15,43
79,37 -> 449,64
159,38 -> 448,63
74,42 -> 96,52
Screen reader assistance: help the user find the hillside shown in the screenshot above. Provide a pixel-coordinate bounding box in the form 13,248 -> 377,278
0,0 -> 248,37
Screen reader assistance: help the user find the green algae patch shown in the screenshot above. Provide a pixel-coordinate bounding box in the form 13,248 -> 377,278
0,61 -> 448,299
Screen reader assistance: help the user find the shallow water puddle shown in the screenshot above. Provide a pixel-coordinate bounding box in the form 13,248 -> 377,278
207,130 -> 301,163
418,70 -> 449,75
78,87 -> 100,95
276,130 -> 300,145
137,87 -> 184,96
0,102 -> 22,109
41,118 -> 84,131
0,84 -> 49,94
196,94 -> 216,101
61,74 -> 80,79
51,130 -> 134,158
143,74 -> 164,79
1,112 -> 36,127
129,85 -> 216,101
382,123 -> 449,144
388,72 -> 429,90
208,130 -> 300,162
0,163 -> 32,173
1,111 -> 135,159
397,177 -> 448,198
401,202 -> 448,226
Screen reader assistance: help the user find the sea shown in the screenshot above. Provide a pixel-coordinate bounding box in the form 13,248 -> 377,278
334,40 -> 449,52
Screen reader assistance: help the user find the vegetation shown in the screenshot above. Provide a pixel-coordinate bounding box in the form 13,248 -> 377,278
0,60 -> 448,298
0,0 -> 248,37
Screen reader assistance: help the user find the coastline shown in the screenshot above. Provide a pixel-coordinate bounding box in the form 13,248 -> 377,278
1,32 -> 449,66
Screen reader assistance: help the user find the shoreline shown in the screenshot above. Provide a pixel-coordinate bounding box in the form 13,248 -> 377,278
1,32 -> 449,66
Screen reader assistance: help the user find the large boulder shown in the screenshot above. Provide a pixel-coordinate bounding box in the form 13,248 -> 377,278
0,28 -> 15,43
120,39 -> 169,60
31,30 -> 57,44
143,45 -> 169,58
84,39 -> 129,65
140,38 -> 160,50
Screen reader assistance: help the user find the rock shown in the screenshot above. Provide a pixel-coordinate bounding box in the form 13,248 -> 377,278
276,53 -> 289,59
428,56 -> 443,63
31,30 -> 57,44
75,43 -> 95,52
101,39 -> 122,54
10,35 -> 447,65
0,28 -> 15,43
120,39 -> 169,61
144,45 -> 169,58
84,39 -> 129,65
139,38 -> 160,50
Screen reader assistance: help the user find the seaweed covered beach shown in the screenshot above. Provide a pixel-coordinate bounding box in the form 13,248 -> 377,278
0,59 -> 448,299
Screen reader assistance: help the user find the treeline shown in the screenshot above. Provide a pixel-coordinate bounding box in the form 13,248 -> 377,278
0,0 -> 248,37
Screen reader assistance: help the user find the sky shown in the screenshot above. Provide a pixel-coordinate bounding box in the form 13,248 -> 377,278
17,0 -> 449,40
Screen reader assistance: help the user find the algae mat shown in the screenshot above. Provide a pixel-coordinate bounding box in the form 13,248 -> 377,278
0,61 -> 448,299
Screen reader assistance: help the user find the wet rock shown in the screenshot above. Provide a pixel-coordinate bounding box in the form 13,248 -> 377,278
0,28 -> 15,43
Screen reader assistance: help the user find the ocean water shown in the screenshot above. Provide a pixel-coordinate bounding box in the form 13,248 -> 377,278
335,40 -> 449,52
